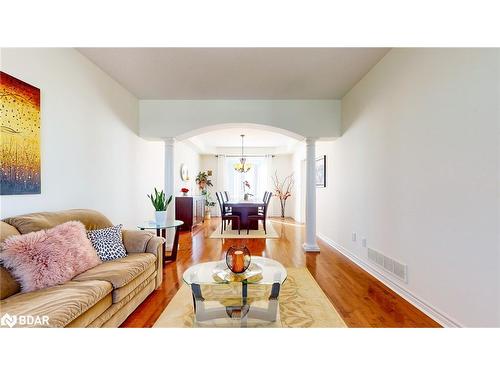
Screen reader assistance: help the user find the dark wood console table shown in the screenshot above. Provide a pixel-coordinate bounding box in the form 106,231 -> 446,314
175,195 -> 205,231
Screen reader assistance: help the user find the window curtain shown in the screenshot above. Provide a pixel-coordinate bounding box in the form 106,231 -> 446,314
218,155 -> 273,208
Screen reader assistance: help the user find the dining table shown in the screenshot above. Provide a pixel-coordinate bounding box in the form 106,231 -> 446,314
224,200 -> 265,230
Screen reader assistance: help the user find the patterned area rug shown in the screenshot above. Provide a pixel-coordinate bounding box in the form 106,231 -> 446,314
209,222 -> 279,239
153,268 -> 347,328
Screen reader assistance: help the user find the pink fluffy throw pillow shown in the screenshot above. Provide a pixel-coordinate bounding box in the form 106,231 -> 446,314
0,221 -> 101,292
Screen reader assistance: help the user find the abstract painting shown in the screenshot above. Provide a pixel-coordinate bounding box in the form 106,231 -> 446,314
315,155 -> 326,188
0,71 -> 41,195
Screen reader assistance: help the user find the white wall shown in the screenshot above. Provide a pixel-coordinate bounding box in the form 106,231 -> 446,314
139,100 -> 341,139
317,48 -> 500,327
173,141 -> 201,196
0,48 -> 164,228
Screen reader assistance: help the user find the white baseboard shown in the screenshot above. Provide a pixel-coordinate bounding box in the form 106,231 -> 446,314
317,233 -> 462,328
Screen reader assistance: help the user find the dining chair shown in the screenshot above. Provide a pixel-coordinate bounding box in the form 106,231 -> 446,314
258,191 -> 270,214
220,191 -> 233,214
216,192 -> 240,234
247,191 -> 272,234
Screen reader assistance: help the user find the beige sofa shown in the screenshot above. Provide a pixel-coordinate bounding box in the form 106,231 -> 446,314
0,209 -> 164,328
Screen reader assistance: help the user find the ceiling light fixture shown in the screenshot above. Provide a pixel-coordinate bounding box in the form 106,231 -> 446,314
234,134 -> 252,173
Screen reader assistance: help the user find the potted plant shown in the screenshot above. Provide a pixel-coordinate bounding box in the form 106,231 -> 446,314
147,188 -> 173,224
243,180 -> 254,201
181,187 -> 189,196
195,171 -> 213,190
201,190 -> 216,219
197,171 -> 215,218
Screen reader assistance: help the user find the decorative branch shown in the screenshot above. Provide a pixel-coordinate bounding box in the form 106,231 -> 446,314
272,171 -> 294,218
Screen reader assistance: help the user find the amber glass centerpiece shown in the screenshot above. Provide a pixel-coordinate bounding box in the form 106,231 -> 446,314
225,246 -> 251,273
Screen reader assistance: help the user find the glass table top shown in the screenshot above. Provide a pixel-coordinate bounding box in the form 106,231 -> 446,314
183,256 -> 287,286
137,219 -> 184,230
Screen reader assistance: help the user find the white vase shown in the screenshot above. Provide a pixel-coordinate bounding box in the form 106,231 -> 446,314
155,210 -> 166,224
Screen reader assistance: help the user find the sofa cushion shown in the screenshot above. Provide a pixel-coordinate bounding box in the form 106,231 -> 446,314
89,276 -> 157,328
0,221 -> 102,292
0,266 -> 21,300
72,253 -> 156,289
4,209 -> 113,235
1,221 -> 20,242
112,264 -> 156,303
65,293 -> 112,328
0,280 -> 112,327
87,224 -> 127,262
0,222 -> 22,300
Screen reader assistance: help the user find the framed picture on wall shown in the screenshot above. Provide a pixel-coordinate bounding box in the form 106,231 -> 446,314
315,155 -> 326,188
0,71 -> 41,195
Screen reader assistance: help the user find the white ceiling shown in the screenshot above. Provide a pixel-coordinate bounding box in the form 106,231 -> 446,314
78,48 -> 389,99
187,126 -> 299,155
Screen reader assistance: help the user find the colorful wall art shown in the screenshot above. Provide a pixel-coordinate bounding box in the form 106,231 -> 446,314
0,71 -> 41,195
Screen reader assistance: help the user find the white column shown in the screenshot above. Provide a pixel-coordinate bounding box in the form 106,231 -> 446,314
216,155 -> 226,216
164,138 -> 176,229
303,138 -> 320,251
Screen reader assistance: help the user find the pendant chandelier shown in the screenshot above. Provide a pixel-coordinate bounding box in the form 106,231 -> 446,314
234,134 -> 252,173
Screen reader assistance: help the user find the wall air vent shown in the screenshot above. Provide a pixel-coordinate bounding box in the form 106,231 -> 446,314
367,247 -> 407,283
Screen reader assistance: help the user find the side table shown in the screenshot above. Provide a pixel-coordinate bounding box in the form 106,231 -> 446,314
137,220 -> 184,263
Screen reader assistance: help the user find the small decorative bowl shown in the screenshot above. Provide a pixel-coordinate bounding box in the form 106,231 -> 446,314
225,246 -> 251,274
212,262 -> 263,283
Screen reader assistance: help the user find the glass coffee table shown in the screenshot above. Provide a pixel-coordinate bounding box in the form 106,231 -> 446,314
183,257 -> 287,327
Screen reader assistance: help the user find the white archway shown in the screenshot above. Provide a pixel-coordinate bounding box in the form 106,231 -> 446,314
138,99 -> 340,250
175,122 -> 305,143
139,99 -> 341,141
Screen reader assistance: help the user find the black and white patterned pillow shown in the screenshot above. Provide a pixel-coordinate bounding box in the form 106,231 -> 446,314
87,225 -> 127,262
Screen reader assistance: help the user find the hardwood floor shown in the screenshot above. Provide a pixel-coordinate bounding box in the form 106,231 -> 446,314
121,218 -> 440,328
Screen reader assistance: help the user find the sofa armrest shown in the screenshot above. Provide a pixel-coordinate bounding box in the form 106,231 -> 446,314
145,236 -> 165,257
122,230 -> 164,289
122,229 -> 153,253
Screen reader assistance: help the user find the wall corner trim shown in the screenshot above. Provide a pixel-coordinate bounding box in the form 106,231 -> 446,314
316,233 -> 462,328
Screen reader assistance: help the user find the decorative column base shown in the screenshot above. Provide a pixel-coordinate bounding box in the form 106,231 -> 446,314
303,243 -> 320,252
